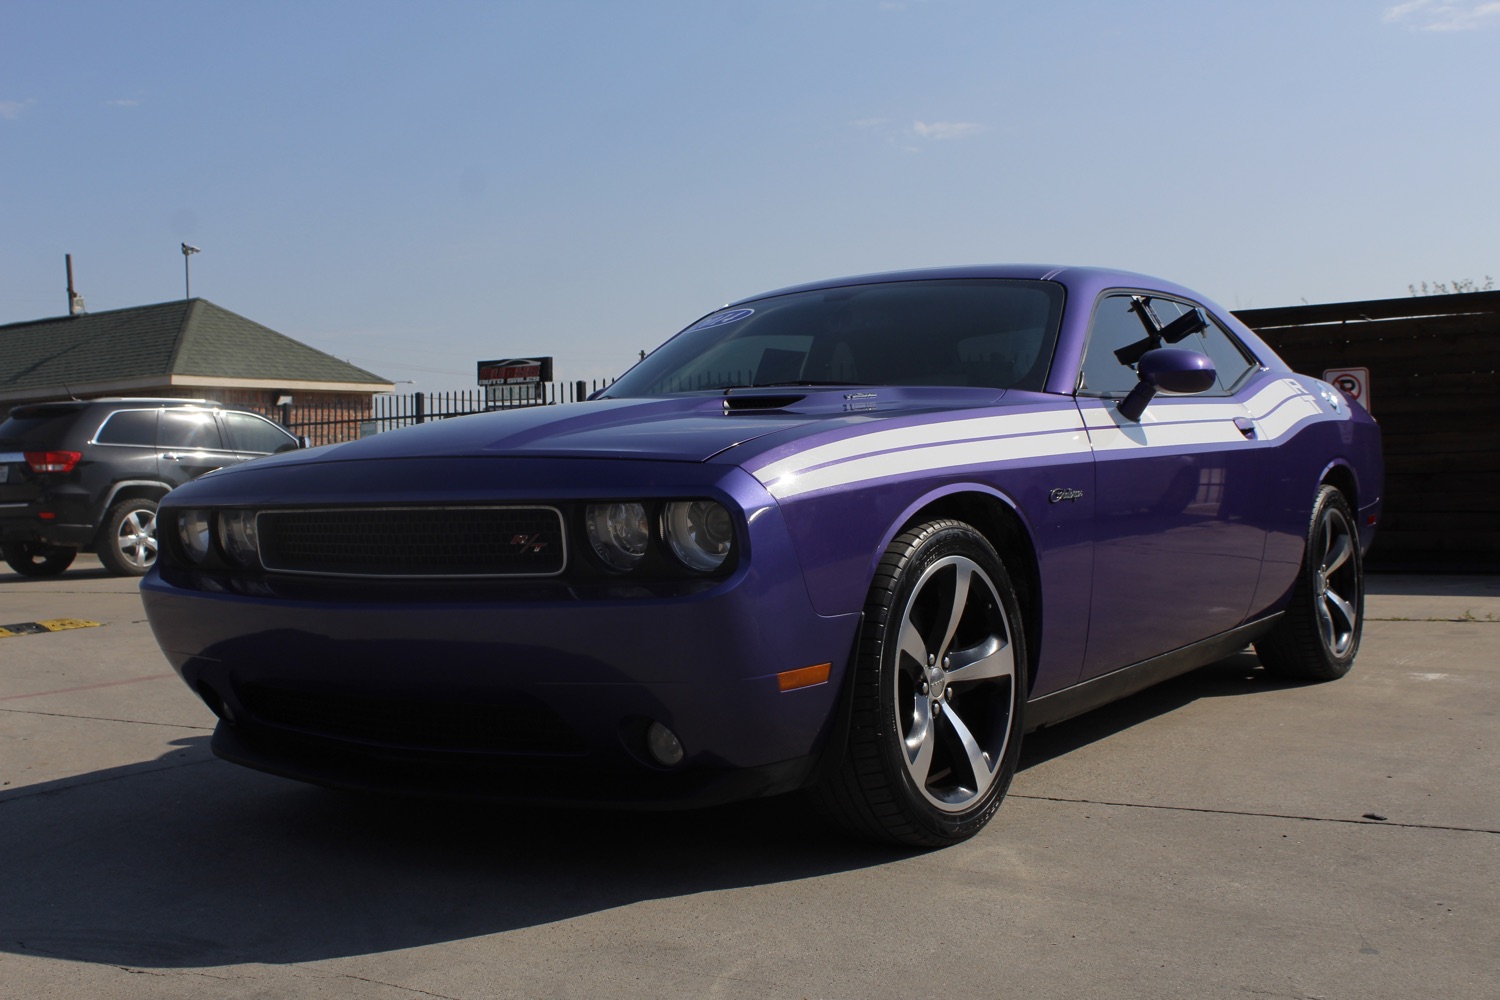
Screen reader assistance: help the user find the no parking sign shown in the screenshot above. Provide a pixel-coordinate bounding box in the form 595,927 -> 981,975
1323,367 -> 1371,413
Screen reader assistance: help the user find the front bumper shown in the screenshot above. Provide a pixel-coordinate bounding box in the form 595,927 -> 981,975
140,464 -> 862,807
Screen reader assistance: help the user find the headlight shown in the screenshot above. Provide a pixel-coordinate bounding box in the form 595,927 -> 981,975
177,509 -> 213,564
585,502 -> 650,571
662,500 -> 734,572
218,509 -> 261,567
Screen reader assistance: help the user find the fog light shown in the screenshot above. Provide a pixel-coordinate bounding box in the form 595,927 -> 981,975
645,721 -> 684,766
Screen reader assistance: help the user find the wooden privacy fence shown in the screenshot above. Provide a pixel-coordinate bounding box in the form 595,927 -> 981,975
1235,291 -> 1500,571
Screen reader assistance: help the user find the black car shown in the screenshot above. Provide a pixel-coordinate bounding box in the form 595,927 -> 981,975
0,398 -> 301,577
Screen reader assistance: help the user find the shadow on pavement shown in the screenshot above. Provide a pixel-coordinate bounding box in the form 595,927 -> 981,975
0,652 -> 1287,969
0,736 -> 906,968
1019,650 -> 1295,769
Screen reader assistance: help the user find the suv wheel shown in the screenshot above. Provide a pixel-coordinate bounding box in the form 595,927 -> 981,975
98,499 -> 160,576
2,541 -> 78,578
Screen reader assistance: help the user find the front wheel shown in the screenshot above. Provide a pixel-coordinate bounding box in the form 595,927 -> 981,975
97,498 -> 160,576
3,541 -> 77,577
1255,485 -> 1363,681
816,519 -> 1027,847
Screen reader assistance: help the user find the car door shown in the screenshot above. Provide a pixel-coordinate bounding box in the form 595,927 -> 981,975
1075,291 -> 1271,678
156,409 -> 239,486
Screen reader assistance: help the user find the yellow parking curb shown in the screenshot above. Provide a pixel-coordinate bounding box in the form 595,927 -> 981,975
0,619 -> 103,638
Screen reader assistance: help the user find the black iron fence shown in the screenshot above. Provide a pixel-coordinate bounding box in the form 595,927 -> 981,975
244,379 -> 617,447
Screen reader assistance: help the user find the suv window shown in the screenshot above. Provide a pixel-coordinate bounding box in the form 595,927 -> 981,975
0,404 -> 87,443
223,411 -> 298,455
159,410 -> 226,450
95,409 -> 159,446
1079,293 -> 1259,397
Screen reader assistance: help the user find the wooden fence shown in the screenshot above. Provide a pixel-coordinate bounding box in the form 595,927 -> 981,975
1235,291 -> 1500,571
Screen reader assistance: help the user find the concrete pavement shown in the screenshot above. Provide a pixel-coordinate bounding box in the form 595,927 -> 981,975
2,557 -> 1496,998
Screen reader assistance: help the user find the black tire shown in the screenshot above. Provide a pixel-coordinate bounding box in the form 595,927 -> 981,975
97,498 -> 161,576
816,519 -> 1027,847
2,541 -> 77,578
1254,485 -> 1363,681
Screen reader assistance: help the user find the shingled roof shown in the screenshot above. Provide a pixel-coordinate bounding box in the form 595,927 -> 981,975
0,299 -> 391,398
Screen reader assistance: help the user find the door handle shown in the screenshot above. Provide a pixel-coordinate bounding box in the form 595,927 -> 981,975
1233,417 -> 1257,439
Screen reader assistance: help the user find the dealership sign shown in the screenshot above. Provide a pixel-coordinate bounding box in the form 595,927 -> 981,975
478,357 -> 554,404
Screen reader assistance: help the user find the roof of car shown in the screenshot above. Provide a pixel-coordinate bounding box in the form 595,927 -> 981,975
730,264 -> 1189,304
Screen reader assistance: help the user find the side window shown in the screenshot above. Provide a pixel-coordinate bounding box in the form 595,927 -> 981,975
224,411 -> 299,455
1078,294 -> 1149,396
94,409 -> 158,446
1080,294 -> 1259,397
1185,315 -> 1258,393
158,410 -> 226,450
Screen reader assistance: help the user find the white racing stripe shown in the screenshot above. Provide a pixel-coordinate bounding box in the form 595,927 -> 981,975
1253,390 -> 1326,441
755,408 -> 1089,500
765,426 -> 1091,499
751,377 -> 1337,501
1083,377 -> 1330,451
752,409 -> 1084,485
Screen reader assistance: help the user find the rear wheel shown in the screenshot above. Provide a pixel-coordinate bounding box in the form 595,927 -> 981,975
1255,485 -> 1363,681
2,541 -> 77,577
817,519 -> 1026,847
97,498 -> 160,576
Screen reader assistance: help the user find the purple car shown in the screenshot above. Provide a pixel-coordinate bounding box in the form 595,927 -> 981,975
141,266 -> 1381,846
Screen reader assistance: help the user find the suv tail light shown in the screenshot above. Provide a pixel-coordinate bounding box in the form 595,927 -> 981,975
24,450 -> 83,473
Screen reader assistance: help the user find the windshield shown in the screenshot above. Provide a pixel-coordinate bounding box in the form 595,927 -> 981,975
604,278 -> 1065,397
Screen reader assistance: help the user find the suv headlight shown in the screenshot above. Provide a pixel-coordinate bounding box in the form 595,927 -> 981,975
661,500 -> 734,572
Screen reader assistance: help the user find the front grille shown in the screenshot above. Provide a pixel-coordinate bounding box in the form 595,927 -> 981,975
256,506 -> 566,578
236,683 -> 585,755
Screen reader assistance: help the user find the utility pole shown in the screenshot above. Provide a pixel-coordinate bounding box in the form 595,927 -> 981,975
181,243 -> 200,298
65,254 -> 86,315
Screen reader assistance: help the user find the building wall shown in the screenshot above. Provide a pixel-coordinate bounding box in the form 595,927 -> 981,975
1236,291 -> 1500,572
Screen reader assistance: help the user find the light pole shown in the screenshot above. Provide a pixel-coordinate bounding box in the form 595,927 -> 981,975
181,243 -> 200,298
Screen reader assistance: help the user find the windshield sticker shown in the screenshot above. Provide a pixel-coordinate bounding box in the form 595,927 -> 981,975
687,308 -> 754,332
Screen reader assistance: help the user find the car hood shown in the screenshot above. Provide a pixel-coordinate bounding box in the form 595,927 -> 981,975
230,387 -> 1031,472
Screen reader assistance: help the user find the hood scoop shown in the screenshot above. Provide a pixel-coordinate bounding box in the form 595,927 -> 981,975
723,392 -> 807,413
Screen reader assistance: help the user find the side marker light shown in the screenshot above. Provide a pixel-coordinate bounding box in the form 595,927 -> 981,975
778,663 -> 831,692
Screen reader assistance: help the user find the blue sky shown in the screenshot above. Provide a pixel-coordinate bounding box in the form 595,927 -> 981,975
3,0 -> 1496,391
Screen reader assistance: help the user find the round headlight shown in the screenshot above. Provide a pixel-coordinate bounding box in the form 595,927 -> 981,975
177,509 -> 213,564
218,509 -> 261,567
585,502 -> 649,572
662,500 -> 734,572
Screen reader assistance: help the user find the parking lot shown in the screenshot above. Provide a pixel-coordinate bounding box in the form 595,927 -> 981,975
2,557 -> 1496,999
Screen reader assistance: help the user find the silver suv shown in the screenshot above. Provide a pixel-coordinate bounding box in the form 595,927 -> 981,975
0,398 -> 301,577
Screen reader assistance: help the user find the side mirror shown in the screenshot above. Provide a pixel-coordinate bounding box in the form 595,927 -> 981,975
297,435 -> 312,449
1117,348 -> 1216,421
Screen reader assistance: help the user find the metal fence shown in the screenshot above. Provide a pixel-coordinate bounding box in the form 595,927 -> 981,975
245,379 -> 617,447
